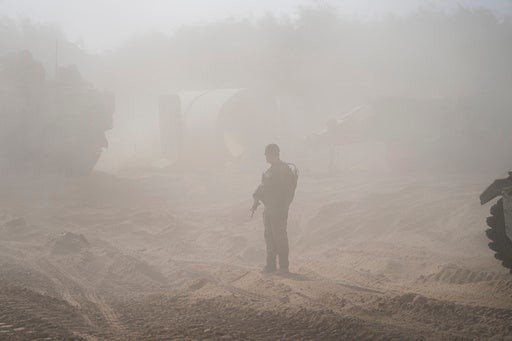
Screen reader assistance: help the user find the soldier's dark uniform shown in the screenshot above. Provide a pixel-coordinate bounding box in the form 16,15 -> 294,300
253,160 -> 297,272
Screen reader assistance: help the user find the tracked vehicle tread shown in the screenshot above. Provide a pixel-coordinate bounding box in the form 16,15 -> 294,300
485,199 -> 512,273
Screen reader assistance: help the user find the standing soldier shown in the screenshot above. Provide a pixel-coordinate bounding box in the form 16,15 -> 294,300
251,144 -> 298,273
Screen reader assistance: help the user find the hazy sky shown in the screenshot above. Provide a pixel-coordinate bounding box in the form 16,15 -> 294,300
1,0 -> 511,52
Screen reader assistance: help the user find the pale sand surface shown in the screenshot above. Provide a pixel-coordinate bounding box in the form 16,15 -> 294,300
0,169 -> 511,340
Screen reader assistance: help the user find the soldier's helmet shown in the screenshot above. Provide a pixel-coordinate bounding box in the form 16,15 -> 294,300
265,144 -> 280,156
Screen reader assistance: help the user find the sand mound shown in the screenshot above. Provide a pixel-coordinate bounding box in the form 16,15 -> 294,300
1,171 -> 511,339
105,255 -> 168,291
49,232 -> 90,255
420,264 -> 507,285
0,216 -> 38,241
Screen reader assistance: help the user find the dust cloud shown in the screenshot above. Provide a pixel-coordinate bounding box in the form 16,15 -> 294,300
1,1 -> 512,339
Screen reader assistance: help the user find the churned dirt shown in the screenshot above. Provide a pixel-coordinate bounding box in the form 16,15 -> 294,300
0,168 -> 511,340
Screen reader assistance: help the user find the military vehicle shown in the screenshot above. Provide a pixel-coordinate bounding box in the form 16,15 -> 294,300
480,173 -> 512,273
159,89 -> 278,166
0,51 -> 114,174
309,96 -> 512,172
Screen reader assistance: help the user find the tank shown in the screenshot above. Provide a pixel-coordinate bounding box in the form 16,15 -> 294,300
480,173 -> 512,273
0,51 -> 114,174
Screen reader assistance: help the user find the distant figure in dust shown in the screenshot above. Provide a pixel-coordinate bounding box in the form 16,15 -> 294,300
251,144 -> 298,274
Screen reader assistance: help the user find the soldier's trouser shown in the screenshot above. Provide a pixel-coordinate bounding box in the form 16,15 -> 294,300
263,209 -> 289,270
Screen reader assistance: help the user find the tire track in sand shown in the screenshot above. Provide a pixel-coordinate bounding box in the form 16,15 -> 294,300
33,258 -> 126,335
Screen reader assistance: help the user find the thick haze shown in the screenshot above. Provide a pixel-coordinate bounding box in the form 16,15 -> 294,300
1,0 -> 511,52
2,3 -> 512,339
1,0 -> 512,172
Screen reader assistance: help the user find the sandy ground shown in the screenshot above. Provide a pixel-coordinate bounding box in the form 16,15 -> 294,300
0,168 -> 511,340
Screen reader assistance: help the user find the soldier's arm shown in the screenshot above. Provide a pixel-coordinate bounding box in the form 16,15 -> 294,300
253,172 -> 267,202
250,185 -> 264,217
253,184 -> 264,201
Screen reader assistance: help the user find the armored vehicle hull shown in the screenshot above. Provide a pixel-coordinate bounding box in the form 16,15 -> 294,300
0,51 -> 114,174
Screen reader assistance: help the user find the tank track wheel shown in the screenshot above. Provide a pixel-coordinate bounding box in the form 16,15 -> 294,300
485,199 -> 512,273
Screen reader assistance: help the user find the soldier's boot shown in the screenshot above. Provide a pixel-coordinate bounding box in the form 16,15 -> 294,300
263,253 -> 277,273
262,265 -> 276,273
278,254 -> 289,274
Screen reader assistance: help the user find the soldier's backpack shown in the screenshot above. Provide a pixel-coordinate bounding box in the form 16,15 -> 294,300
285,163 -> 299,204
